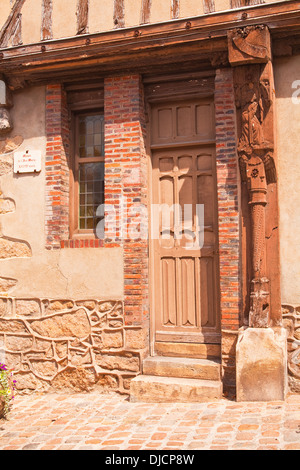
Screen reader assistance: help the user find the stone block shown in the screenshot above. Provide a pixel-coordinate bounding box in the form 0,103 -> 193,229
0,198 -> 15,214
0,108 -> 12,134
46,300 -> 74,312
29,308 -> 91,339
130,375 -> 222,403
16,299 -> 41,317
0,135 -> 23,154
76,300 -> 96,311
51,367 -> 96,392
30,359 -> 58,378
236,327 -> 288,402
0,238 -> 31,259
96,353 -> 140,372
101,330 -> 123,349
143,356 -> 221,381
125,328 -> 148,350
5,335 -> 33,351
0,298 -> 11,316
0,277 -> 17,292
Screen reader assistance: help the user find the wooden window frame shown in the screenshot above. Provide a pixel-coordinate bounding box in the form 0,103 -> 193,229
69,108 -> 105,240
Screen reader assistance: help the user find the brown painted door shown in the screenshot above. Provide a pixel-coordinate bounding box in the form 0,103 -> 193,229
150,97 -> 220,347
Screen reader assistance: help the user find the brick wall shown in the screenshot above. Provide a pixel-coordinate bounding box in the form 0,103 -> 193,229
45,84 -> 70,249
45,75 -> 150,331
215,68 -> 241,394
104,75 -> 149,329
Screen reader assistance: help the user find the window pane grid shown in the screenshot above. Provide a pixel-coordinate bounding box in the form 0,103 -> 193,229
79,114 -> 104,159
77,113 -> 104,233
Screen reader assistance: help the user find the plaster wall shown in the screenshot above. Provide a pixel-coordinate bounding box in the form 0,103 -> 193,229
0,0 -> 11,32
22,0 -> 42,45
52,0 -> 77,39
274,56 -> 300,305
89,0 -> 115,33
0,85 -> 123,300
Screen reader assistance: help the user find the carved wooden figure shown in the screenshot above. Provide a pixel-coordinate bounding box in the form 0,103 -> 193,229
229,26 -> 281,328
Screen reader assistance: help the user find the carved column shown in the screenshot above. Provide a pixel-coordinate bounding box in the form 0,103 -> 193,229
228,26 -> 287,401
0,78 -> 13,135
228,26 -> 280,328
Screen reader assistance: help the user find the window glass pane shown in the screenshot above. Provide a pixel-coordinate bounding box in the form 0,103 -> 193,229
86,146 -> 93,158
86,218 -> 94,229
79,114 -> 104,158
94,146 -> 102,157
78,161 -> 104,232
79,147 -> 86,158
87,120 -> 94,134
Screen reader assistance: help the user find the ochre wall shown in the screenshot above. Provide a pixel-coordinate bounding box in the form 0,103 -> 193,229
274,56 -> 300,392
274,57 -> 300,306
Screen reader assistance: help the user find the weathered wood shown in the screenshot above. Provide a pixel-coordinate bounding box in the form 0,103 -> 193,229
113,0 -> 125,28
10,13 -> 22,47
171,0 -> 179,19
76,0 -> 89,35
141,0 -> 151,24
0,0 -> 26,47
1,0 -> 300,87
231,0 -> 264,7
203,0 -> 215,14
41,0 -> 53,41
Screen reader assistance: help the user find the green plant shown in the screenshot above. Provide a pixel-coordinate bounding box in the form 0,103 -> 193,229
0,363 -> 16,419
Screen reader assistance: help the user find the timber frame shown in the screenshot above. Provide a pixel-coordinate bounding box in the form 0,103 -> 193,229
0,1 -> 300,88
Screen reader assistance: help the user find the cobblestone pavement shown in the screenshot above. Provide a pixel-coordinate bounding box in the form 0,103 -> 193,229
0,392 -> 300,450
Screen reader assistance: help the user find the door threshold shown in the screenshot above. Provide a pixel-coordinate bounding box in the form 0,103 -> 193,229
154,341 -> 221,359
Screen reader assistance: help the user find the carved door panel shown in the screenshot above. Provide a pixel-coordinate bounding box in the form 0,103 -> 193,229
151,147 -> 220,344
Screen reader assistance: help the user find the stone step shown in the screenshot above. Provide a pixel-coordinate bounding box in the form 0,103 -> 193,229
154,341 -> 221,359
130,375 -> 223,403
143,356 -> 221,381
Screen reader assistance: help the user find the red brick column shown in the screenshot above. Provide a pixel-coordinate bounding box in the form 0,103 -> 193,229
215,68 -> 241,394
45,84 -> 70,249
104,75 -> 149,329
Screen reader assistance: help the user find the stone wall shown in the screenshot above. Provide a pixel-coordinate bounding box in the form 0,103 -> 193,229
0,296 -> 147,394
282,304 -> 300,393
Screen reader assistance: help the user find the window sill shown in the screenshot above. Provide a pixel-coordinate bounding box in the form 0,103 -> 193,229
60,239 -> 104,248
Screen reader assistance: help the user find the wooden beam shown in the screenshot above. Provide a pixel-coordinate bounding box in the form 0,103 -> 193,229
76,0 -> 89,35
0,0 -> 26,47
171,0 -> 179,20
113,0 -> 125,28
203,0 -> 215,14
41,0 -> 53,41
231,0 -> 264,7
141,0 -> 151,24
1,0 -> 300,86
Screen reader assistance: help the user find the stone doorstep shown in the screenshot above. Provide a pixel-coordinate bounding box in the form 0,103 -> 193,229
130,375 -> 223,403
142,356 -> 221,381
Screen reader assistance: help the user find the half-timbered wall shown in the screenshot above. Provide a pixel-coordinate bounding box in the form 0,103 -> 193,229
0,0 -> 288,47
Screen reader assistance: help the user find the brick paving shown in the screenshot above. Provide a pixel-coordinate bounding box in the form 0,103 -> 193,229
0,392 -> 300,450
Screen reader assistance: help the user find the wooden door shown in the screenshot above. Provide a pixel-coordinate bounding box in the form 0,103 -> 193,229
150,97 -> 220,347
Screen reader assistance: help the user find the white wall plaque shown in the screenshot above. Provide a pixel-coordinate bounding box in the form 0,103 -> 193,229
14,150 -> 42,174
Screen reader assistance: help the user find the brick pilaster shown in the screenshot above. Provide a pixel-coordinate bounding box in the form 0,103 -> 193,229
215,68 -> 241,394
104,75 -> 149,328
45,84 -> 70,249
